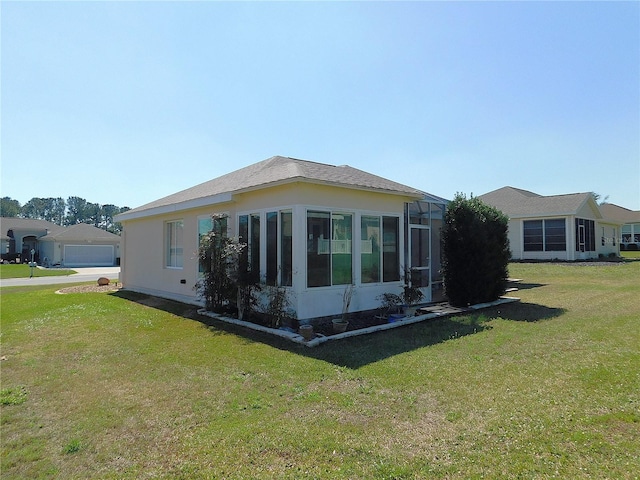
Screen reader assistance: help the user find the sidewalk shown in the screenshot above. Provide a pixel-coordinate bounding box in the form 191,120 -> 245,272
0,267 -> 120,287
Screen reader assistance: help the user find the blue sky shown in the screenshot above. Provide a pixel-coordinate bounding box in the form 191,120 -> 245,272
2,1 -> 639,210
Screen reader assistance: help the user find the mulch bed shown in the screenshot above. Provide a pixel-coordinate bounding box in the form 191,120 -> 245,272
56,285 -> 122,294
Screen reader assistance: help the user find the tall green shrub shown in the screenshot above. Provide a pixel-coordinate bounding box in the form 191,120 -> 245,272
442,193 -> 510,307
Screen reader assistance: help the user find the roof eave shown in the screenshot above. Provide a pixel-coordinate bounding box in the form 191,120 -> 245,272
115,192 -> 234,222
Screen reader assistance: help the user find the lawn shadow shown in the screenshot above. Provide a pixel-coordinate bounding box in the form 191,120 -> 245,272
305,315 -> 491,368
110,290 -> 565,369
477,301 -> 566,322
513,282 -> 546,290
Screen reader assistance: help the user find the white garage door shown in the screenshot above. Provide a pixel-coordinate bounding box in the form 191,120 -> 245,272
63,245 -> 114,267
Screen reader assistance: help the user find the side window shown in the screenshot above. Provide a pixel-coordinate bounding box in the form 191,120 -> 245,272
523,220 -> 543,252
265,211 -> 293,286
239,214 -> 260,281
166,220 -> 184,268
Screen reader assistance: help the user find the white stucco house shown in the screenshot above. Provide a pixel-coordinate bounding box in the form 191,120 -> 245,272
479,187 -> 622,261
0,217 -> 121,266
115,156 -> 448,321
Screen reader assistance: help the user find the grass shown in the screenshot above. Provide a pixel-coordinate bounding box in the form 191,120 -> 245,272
621,250 -> 640,260
0,264 -> 76,279
1,262 -> 639,479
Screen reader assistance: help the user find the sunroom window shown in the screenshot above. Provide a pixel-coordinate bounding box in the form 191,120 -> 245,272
266,211 -> 293,286
198,215 -> 227,273
239,214 -> 260,280
307,211 -> 352,287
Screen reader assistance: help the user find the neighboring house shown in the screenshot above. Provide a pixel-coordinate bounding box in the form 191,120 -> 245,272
599,203 -> 640,251
115,156 -> 448,321
479,187 -> 622,261
0,217 -> 121,267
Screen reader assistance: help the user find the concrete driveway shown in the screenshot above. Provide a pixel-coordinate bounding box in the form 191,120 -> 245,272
0,267 -> 121,288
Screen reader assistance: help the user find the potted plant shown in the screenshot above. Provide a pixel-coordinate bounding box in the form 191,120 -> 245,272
332,284 -> 354,333
400,268 -> 424,316
377,292 -> 403,319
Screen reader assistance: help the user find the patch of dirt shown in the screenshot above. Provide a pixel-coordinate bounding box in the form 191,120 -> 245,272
56,285 -> 122,294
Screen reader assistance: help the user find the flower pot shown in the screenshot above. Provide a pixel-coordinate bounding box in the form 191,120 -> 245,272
403,305 -> 418,317
299,324 -> 314,341
332,319 -> 349,334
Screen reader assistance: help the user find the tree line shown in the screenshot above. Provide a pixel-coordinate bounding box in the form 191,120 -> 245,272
0,196 -> 130,235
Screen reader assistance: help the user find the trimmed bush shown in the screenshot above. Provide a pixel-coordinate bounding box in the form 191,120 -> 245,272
441,193 -> 510,307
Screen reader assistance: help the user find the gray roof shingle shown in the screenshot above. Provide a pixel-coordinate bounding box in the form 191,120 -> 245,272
0,218 -> 65,240
479,186 -> 597,218
40,223 -> 121,241
123,156 -> 425,217
599,203 -> 640,224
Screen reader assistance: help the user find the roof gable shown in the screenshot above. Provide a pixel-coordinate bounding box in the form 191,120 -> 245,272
479,188 -> 600,218
119,156 -> 426,220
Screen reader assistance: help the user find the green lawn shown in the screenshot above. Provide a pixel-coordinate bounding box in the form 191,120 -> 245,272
0,264 -> 76,279
621,250 -> 640,260
1,263 -> 638,479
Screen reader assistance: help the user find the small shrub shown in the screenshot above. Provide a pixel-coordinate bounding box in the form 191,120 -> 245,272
62,439 -> 82,454
262,285 -> 294,329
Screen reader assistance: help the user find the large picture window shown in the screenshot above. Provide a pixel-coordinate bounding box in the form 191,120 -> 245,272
165,220 -> 184,268
524,219 -> 566,252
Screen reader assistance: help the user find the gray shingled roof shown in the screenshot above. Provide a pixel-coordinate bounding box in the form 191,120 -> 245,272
0,217 -> 65,240
479,186 -> 597,218
599,203 -> 640,224
40,223 -> 121,241
122,156 -> 425,217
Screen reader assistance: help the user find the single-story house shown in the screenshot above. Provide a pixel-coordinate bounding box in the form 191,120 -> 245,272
0,217 -> 121,267
115,156 -> 448,321
599,203 -> 640,250
479,187 -> 622,261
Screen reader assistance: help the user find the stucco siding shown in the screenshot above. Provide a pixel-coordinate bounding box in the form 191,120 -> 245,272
120,182 -> 425,318
597,221 -> 620,257
507,220 -> 522,260
576,201 -> 598,220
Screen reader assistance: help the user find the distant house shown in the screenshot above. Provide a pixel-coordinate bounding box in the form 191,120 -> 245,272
599,203 -> 640,250
115,156 -> 448,321
479,187 -> 622,261
0,217 -> 121,267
